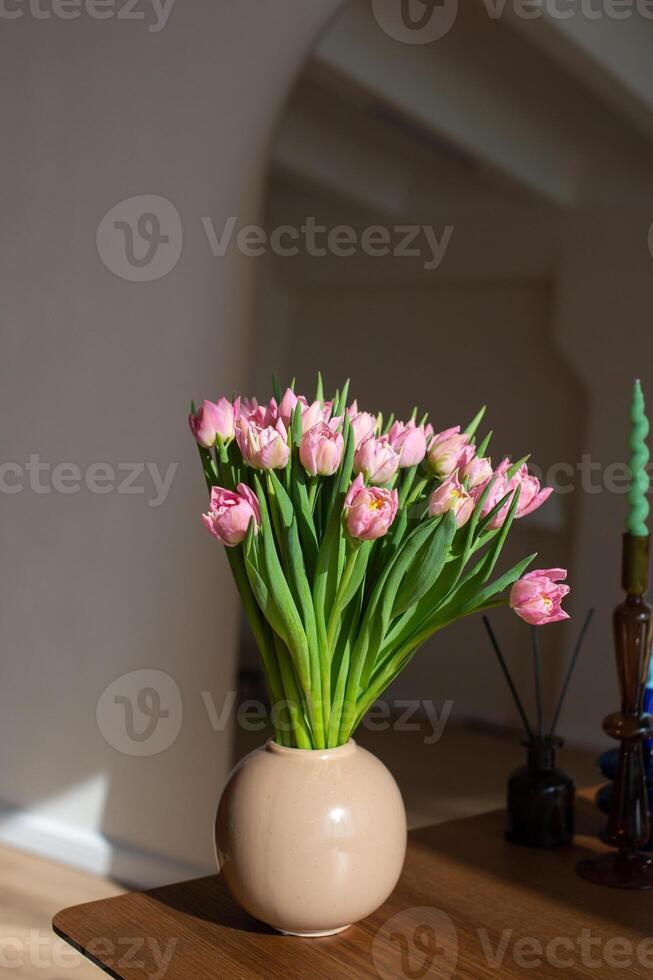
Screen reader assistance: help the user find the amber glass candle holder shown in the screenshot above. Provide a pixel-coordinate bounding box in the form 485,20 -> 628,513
577,534 -> 653,888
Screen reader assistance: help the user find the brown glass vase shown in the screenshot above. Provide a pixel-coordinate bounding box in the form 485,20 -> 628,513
577,534 -> 653,888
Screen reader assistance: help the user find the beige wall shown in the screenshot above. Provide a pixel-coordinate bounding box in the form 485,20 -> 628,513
0,0 -> 342,879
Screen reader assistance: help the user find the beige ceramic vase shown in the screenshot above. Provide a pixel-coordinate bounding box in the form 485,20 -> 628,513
215,738 -> 407,936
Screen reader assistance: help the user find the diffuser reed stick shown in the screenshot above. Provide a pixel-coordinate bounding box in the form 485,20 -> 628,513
482,617 -> 533,740
549,608 -> 594,738
482,612 -> 593,740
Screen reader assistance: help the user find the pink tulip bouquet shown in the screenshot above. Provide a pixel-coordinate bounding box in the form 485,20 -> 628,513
190,377 -> 569,749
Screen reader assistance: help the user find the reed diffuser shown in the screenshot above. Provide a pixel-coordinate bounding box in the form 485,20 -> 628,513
483,611 -> 593,846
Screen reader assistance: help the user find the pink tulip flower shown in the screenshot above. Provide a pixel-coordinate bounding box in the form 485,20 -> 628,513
512,464 -> 554,519
348,403 -> 378,449
354,434 -> 400,485
427,426 -> 471,479
476,458 -> 553,529
300,422 -> 344,477
510,568 -> 570,625
428,471 -> 474,527
388,420 -> 428,468
189,398 -> 237,448
278,389 -> 330,434
460,454 -> 493,490
236,417 -> 290,470
343,474 -> 398,541
239,396 -> 278,429
202,483 -> 261,547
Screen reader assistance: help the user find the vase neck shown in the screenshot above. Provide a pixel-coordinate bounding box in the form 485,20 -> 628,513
525,739 -> 559,771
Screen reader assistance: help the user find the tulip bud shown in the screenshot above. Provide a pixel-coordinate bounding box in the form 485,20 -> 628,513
354,435 -> 400,485
388,420 -> 427,468
343,474 -> 398,541
427,427 -> 470,479
202,483 -> 261,547
510,568 -> 570,625
278,388 -> 330,434
189,398 -> 236,448
428,471 -> 474,527
236,417 -> 290,470
348,404 -> 378,449
299,422 -> 344,477
459,454 -> 493,490
277,388 -> 298,429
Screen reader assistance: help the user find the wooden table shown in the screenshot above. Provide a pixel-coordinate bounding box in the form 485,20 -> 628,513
53,796 -> 653,979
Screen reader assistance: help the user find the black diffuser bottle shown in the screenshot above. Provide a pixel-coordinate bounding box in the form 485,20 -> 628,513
506,737 -> 575,847
483,611 -> 593,849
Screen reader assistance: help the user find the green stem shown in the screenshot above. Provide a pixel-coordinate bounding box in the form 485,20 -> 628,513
226,548 -> 286,744
308,476 -> 318,511
265,472 -> 286,565
272,633 -> 312,749
325,546 -> 359,655
405,476 -> 428,510
398,466 -> 418,508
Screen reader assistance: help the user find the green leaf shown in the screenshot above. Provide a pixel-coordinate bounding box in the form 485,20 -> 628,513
334,379 -> 350,418
315,371 -> 324,405
357,518 -> 443,688
475,488 -> 514,536
271,373 -> 282,403
507,455 -> 530,479
243,546 -> 291,649
465,405 -> 486,439
268,470 -> 294,530
476,430 -> 493,457
340,541 -> 372,606
392,510 -> 457,617
253,476 -> 311,690
291,402 -> 303,449
290,466 -> 319,577
447,488 -> 521,609
459,553 -> 537,615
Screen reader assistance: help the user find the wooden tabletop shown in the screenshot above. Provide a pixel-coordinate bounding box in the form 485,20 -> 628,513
53,795 -> 653,979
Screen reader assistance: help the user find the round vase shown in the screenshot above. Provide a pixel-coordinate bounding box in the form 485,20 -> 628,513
214,738 -> 407,937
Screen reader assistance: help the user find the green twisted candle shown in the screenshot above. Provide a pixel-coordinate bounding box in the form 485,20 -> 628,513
626,379 -> 650,537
